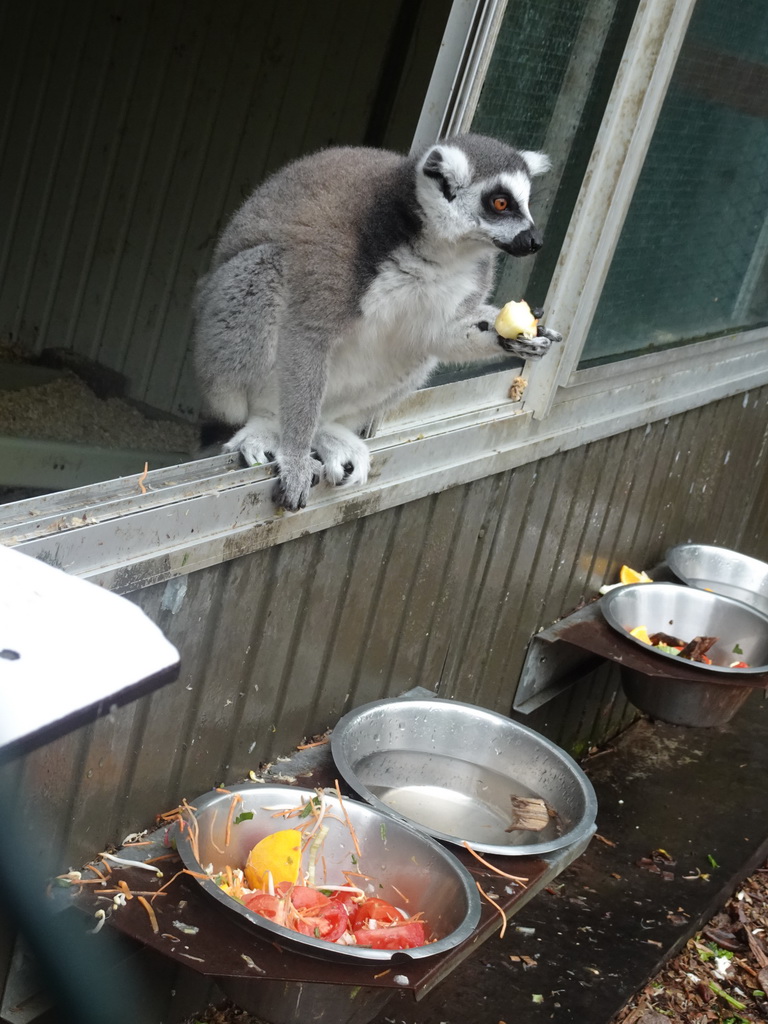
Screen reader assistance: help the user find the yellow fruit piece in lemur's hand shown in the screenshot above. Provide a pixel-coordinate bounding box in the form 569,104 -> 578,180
495,300 -> 538,340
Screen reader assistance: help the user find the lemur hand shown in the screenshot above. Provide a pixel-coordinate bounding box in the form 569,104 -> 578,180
495,304 -> 562,360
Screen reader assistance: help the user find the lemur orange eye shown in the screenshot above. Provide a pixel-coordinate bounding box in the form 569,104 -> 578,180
493,197 -> 508,211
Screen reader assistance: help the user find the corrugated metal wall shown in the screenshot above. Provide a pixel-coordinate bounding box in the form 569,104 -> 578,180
0,0 -> 448,420
2,386 -> 767,1015
4,387 -> 767,880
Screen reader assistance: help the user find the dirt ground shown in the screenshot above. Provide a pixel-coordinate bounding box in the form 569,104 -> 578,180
181,859 -> 768,1024
610,859 -> 768,1024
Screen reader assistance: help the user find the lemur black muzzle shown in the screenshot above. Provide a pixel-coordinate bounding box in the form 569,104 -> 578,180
497,227 -> 543,257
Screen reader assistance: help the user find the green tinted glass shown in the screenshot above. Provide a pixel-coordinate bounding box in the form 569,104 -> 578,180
471,0 -> 639,312
581,0 -> 768,366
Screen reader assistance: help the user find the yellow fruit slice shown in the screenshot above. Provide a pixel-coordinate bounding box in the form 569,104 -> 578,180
495,300 -> 538,339
629,625 -> 652,645
244,829 -> 302,890
619,565 -> 652,585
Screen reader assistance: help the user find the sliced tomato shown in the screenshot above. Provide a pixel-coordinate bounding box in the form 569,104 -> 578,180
328,889 -> 359,915
350,897 -> 405,930
242,892 -> 284,922
287,885 -> 330,910
294,902 -> 349,941
352,919 -> 427,949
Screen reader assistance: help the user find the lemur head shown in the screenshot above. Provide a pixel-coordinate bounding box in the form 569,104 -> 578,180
415,134 -> 550,256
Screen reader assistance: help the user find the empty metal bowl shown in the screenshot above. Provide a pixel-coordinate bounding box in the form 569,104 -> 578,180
601,581 -> 768,674
667,543 -> 768,617
331,698 -> 597,857
174,784 -> 480,963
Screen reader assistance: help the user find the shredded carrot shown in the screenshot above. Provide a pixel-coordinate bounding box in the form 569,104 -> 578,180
333,779 -> 362,859
145,854 -> 179,864
476,881 -> 507,939
461,842 -> 528,886
209,807 -> 225,855
117,880 -> 133,900
138,462 -> 149,495
224,793 -> 243,848
215,787 -> 231,794
373,969 -> 391,979
122,840 -> 154,847
343,870 -> 374,882
390,884 -> 410,905
182,799 -> 200,864
150,867 -> 209,904
137,895 -> 159,933
314,812 -> 345,826
156,801 -> 197,822
84,863 -> 109,882
272,800 -> 312,819
296,736 -> 330,750
156,805 -> 185,821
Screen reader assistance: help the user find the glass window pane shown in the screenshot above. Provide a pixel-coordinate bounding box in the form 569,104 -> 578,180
471,0 -> 639,310
581,0 -> 768,367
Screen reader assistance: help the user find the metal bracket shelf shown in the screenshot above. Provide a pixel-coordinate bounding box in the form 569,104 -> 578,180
514,601 -> 607,714
514,564 -> 768,715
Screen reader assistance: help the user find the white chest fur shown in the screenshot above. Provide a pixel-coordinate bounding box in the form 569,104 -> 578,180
322,243 -> 486,422
323,247 -> 483,423
361,241 -> 485,335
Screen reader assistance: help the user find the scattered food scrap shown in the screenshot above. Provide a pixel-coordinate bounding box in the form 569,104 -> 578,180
600,565 -> 653,594
629,626 -> 752,668
508,375 -> 527,402
506,795 -> 553,833
595,833 -> 618,847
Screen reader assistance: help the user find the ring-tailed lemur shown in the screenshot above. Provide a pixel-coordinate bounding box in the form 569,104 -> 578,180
194,134 -> 562,511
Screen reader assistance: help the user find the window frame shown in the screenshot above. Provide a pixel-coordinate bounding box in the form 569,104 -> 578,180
4,0 -> 768,588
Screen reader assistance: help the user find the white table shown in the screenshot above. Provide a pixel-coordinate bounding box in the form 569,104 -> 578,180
0,545 -> 179,760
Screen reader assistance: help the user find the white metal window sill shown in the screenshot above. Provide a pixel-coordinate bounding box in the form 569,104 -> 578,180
3,327 -> 766,594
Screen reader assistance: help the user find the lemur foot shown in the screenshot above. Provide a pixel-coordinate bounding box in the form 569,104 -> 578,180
223,417 -> 280,466
313,424 -> 370,487
272,452 -> 323,511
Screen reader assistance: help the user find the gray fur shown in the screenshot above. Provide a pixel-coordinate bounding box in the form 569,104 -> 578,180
194,134 -> 562,511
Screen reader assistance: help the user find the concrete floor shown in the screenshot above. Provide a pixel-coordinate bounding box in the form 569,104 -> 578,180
368,693 -> 768,1024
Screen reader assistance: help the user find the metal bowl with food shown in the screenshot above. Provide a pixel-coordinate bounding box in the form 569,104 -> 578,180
667,543 -> 768,617
600,581 -> 768,675
174,784 -> 480,963
331,698 -> 597,857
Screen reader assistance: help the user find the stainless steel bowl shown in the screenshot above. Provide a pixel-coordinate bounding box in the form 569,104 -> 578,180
174,784 -> 480,963
601,581 -> 768,674
331,698 -> 597,857
667,543 -> 768,617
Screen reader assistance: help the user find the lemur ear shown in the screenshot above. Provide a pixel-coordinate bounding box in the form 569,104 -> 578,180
520,150 -> 551,176
421,145 -> 472,202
